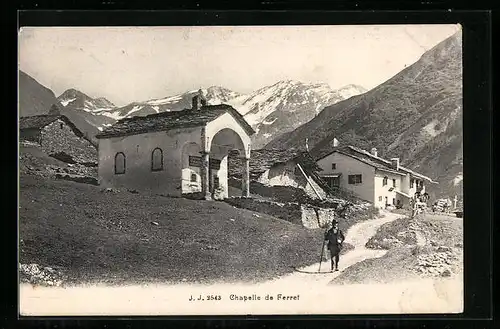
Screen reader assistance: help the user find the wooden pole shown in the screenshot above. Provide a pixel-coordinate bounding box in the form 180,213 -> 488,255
296,163 -> 322,200
318,230 -> 327,272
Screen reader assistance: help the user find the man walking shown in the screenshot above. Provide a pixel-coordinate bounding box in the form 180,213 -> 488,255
324,219 -> 345,272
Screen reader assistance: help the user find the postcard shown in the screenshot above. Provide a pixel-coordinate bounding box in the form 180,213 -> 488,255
18,24 -> 463,316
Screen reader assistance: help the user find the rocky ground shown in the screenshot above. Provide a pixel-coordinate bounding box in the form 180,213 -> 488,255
332,211 -> 463,284
19,263 -> 67,287
413,245 -> 462,278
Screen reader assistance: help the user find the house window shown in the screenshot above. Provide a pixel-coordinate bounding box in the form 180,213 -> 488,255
151,147 -> 163,171
348,174 -> 362,184
59,123 -> 64,129
410,179 -> 414,188
383,176 -> 388,186
392,179 -> 396,187
393,198 -> 396,205
114,152 -> 126,175
325,176 -> 340,189
378,196 -> 382,202
331,163 -> 337,170
190,173 -> 197,182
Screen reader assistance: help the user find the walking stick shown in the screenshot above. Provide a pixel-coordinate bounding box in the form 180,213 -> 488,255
318,228 -> 328,272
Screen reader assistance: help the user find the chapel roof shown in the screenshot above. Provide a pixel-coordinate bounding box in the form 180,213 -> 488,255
95,104 -> 255,139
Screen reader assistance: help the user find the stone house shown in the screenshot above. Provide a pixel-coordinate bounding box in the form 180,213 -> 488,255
228,149 -> 329,200
19,114 -> 97,164
95,93 -> 255,199
315,145 -> 438,209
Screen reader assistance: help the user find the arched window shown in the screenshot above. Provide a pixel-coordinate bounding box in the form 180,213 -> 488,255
151,147 -> 163,171
114,152 -> 126,174
383,176 -> 388,186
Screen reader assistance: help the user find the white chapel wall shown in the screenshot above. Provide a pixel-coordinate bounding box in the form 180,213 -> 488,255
98,127 -> 202,196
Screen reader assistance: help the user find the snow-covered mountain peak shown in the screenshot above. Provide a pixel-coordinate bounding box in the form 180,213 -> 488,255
56,80 -> 367,148
57,89 -> 117,114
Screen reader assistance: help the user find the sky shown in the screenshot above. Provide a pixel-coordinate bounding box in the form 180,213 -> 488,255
19,24 -> 461,107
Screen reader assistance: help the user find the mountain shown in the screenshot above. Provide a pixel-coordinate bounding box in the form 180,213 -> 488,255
55,89 -> 118,145
59,89 -> 116,112
101,86 -> 242,121
53,86 -> 243,143
266,32 -> 463,199
227,81 -> 366,147
17,71 -> 101,146
55,82 -> 365,148
57,89 -> 117,130
18,70 -> 60,117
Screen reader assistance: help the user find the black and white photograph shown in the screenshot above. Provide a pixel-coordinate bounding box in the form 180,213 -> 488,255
18,24 -> 464,315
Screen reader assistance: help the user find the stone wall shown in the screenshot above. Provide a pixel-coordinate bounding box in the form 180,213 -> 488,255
40,119 -> 97,164
300,205 -> 336,229
224,197 -> 338,229
224,197 -> 303,225
250,181 -> 309,202
20,128 -> 42,143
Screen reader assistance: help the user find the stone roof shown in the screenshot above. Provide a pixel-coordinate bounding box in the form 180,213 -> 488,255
19,115 -> 61,130
19,114 -> 86,139
316,145 -> 437,183
228,149 -> 323,182
95,104 -> 255,139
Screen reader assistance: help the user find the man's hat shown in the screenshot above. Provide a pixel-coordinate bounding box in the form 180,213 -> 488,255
331,219 -> 338,225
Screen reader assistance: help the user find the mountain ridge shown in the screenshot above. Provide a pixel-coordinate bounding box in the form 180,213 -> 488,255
53,80 -> 366,148
265,31 -> 463,198
18,70 -> 61,117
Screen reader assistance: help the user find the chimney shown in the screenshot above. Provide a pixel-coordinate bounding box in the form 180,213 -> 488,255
192,89 -> 207,111
390,158 -> 400,170
305,138 -> 309,152
192,95 -> 202,111
370,147 -> 378,157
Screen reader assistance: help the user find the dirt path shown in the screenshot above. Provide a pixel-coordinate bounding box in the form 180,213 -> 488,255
260,210 -> 404,288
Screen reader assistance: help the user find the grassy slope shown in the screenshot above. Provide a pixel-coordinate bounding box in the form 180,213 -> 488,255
19,175 -> 326,286
331,213 -> 463,285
